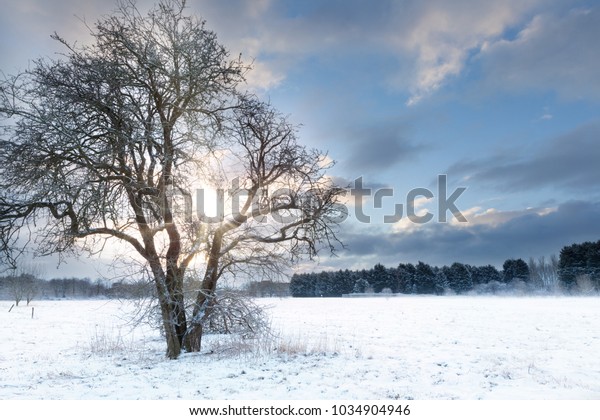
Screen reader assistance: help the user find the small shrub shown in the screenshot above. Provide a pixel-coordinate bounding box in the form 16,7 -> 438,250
203,289 -> 271,339
88,325 -> 136,356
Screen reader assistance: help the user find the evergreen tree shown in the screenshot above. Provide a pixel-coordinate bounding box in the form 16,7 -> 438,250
503,259 -> 530,282
444,262 -> 473,293
371,263 -> 394,292
559,240 -> 600,290
353,278 -> 371,294
558,243 -> 585,287
414,261 -> 436,294
331,269 -> 354,296
585,241 -> 600,288
514,259 -> 530,282
290,273 -> 315,297
396,263 -> 416,294
470,265 -> 502,285
315,271 -> 335,297
387,266 -> 399,293
434,267 -> 450,295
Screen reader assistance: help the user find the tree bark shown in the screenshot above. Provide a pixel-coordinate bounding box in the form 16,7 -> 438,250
155,277 -> 182,359
148,254 -> 183,359
184,230 -> 224,352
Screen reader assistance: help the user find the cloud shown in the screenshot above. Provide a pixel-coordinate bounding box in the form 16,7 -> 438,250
194,0 -> 599,102
243,60 -> 286,91
449,206 -> 556,228
477,7 -> 600,100
0,0 -> 115,72
186,0 -> 377,93
447,122 -> 600,193
0,0 -> 285,91
187,0 -> 552,103
330,200 -> 600,269
384,0 -> 547,104
339,120 -> 425,174
5,0 -> 594,104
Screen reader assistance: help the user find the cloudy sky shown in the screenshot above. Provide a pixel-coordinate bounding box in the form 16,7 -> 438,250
1,0 -> 600,277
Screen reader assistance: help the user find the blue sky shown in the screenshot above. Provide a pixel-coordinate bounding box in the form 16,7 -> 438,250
2,0 -> 600,277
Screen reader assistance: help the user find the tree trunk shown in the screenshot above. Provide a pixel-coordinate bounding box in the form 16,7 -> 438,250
184,231 -> 223,352
151,265 -> 183,359
158,295 -> 182,359
184,322 -> 203,353
165,269 -> 188,351
184,290 -> 216,352
184,295 -> 217,352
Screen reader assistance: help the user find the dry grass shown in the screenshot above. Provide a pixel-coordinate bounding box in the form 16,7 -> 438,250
88,325 -> 138,356
274,331 -> 341,356
203,327 -> 343,361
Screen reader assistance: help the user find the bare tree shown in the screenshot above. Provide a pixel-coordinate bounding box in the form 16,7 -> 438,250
0,0 -> 344,358
6,263 -> 43,306
7,275 -> 24,307
528,255 -> 559,292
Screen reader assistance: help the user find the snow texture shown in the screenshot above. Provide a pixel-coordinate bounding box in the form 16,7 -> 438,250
1,296 -> 599,399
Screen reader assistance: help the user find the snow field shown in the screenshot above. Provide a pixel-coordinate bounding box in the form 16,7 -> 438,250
1,296 -> 599,399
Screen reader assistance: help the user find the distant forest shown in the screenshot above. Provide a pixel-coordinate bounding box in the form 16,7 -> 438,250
291,240 -> 600,297
1,240 -> 599,304
0,274 -> 289,304
0,276 -> 153,304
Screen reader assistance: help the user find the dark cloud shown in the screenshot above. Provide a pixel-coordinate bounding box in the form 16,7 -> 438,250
340,121 -> 426,174
447,122 -> 600,193
329,200 -> 600,269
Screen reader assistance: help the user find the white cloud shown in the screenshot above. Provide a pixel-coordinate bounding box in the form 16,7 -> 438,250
243,59 -> 285,92
450,206 -> 557,228
386,0 -> 546,104
389,202 -> 558,235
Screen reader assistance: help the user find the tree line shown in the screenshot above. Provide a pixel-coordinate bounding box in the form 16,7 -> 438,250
0,273 -> 292,305
3,239 -> 598,304
0,276 -> 152,304
291,239 -> 600,297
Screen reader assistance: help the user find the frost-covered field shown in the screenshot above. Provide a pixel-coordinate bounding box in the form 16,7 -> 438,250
1,296 -> 599,400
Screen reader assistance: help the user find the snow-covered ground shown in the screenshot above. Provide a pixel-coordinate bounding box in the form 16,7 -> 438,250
1,296 -> 599,399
